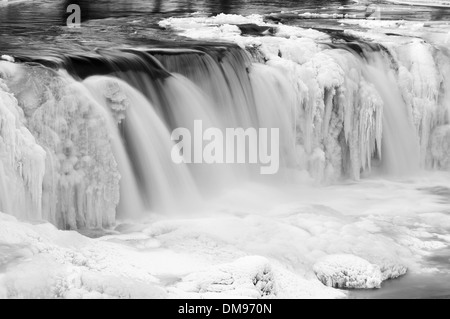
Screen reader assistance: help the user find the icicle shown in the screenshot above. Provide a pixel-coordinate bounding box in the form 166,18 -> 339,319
0,67 -> 46,220
1,63 -> 121,229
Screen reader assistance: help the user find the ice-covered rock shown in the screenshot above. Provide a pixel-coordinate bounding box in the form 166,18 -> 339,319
0,67 -> 46,220
313,254 -> 407,289
169,256 -> 277,299
0,63 -> 121,229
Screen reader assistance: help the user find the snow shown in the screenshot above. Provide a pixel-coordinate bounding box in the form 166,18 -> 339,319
1,171 -> 450,298
159,14 -> 330,44
340,19 -> 420,29
0,55 -> 14,63
0,210 -> 343,299
159,13 -> 266,31
0,212 -> 166,298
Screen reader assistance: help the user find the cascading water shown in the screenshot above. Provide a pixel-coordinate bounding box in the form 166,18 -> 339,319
0,25 -> 449,229
364,52 -> 421,176
83,76 -> 202,213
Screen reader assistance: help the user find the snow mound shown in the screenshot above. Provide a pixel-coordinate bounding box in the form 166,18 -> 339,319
169,256 -> 276,299
0,213 -> 166,299
159,14 -> 330,43
159,13 -> 266,30
0,55 -> 14,63
313,254 -> 407,289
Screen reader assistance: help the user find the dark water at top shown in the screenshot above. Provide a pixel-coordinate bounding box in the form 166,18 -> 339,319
0,0 -> 350,33
0,0 -> 351,55
1,0 -> 450,56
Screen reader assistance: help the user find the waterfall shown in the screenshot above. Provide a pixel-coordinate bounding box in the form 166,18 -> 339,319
0,33 -> 449,229
83,76 -> 202,213
364,52 -> 421,175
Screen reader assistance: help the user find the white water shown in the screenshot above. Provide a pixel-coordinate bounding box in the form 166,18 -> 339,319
83,76 -> 202,215
364,53 -> 421,175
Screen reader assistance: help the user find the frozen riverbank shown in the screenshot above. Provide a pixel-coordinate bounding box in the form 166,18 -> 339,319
1,173 -> 450,298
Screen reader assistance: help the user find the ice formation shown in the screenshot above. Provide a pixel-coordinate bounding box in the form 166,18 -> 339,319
0,62 -> 121,229
160,14 -> 450,179
0,212 -> 167,299
170,257 -> 277,299
431,125 -> 450,169
314,254 -> 407,289
0,63 -> 46,221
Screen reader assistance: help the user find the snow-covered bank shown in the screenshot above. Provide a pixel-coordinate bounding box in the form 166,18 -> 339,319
0,210 -> 343,299
2,173 -> 450,299
314,254 -> 407,289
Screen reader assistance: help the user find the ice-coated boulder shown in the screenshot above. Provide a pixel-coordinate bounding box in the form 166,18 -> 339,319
169,256 -> 277,299
313,254 -> 407,289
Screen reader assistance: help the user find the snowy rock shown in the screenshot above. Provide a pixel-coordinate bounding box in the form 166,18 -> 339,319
170,256 -> 277,299
0,55 -> 14,63
313,254 -> 406,289
377,261 -> 409,282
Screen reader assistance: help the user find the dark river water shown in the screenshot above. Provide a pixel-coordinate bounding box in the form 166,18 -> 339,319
1,0 -> 450,55
0,0 -> 351,33
0,0 -> 353,56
